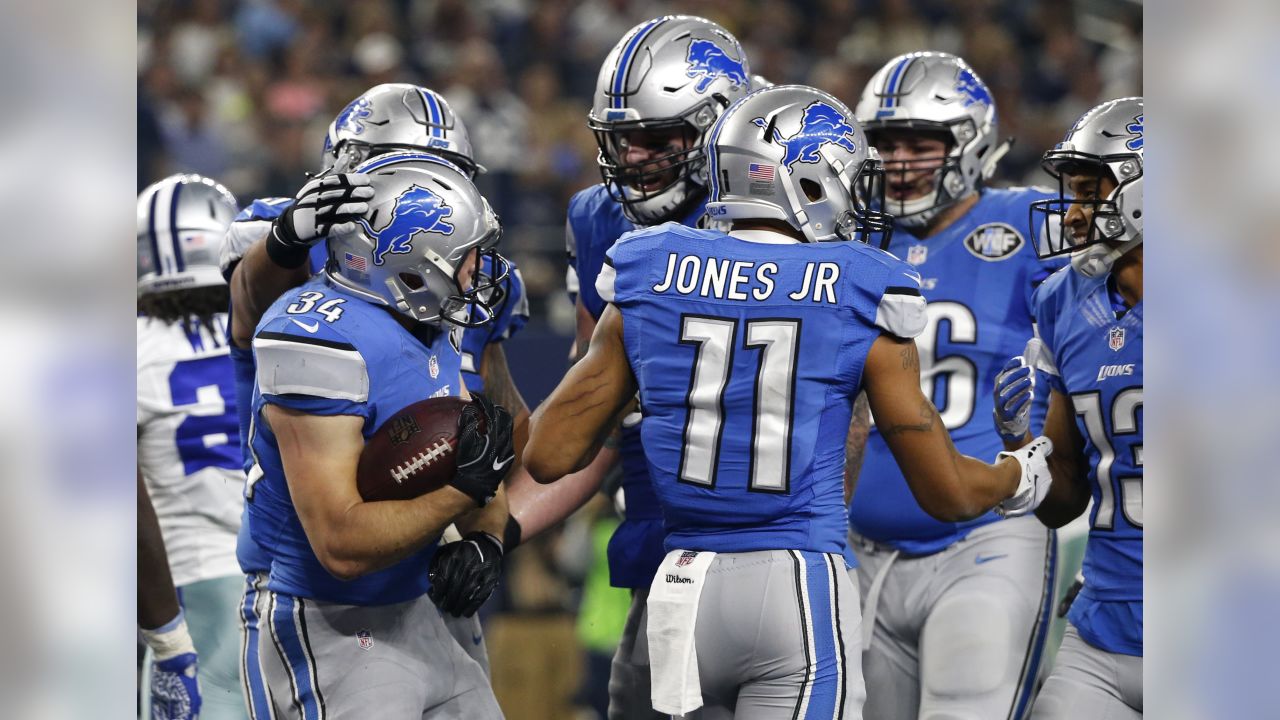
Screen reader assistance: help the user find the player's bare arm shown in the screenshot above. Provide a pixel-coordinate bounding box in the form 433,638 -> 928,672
137,469 -> 181,629
480,342 -> 531,460
844,391 -> 870,503
526,304 -> 637,483
863,334 -> 1023,521
229,238 -> 310,348
266,405 -> 476,580
1031,388 -> 1091,528
504,298 -> 621,542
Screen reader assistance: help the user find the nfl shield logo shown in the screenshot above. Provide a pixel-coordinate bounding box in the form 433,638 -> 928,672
906,245 -> 928,266
356,629 -> 374,651
388,415 -> 421,446
675,551 -> 698,567
429,355 -> 440,379
1109,327 -> 1126,351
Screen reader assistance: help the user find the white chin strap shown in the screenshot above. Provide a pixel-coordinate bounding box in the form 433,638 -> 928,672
1070,235 -> 1143,279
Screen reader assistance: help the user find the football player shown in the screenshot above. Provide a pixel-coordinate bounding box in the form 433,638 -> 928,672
999,97 -> 1144,718
502,16 -> 756,719
524,85 -> 1055,719
244,154 -> 513,719
137,173 -> 247,719
845,52 -> 1065,720
140,474 -> 202,720
221,85 -> 526,716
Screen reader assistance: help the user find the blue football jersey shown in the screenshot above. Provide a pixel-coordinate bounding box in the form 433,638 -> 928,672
1032,266 -> 1143,656
246,274 -> 463,605
461,258 -> 530,392
566,184 -> 707,587
600,224 -> 926,555
850,188 -> 1064,554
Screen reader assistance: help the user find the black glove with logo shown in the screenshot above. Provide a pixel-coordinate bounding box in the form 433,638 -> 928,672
428,531 -> 504,618
267,174 -> 374,268
450,392 -> 514,506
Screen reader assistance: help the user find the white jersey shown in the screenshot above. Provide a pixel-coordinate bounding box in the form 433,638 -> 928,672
137,314 -> 242,587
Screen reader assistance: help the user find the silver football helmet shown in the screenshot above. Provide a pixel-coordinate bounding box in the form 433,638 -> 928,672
588,15 -> 753,224
704,85 -> 893,245
322,84 -> 482,178
1030,97 -> 1143,278
324,152 -> 507,326
137,174 -> 239,295
855,52 -> 1006,228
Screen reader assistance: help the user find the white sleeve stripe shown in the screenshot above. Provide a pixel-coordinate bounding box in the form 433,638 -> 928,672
874,293 -> 927,339
253,336 -> 369,402
596,262 -> 617,303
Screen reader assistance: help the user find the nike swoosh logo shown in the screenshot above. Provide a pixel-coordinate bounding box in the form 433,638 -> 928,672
974,553 -> 1008,565
492,456 -> 513,472
291,319 -> 320,333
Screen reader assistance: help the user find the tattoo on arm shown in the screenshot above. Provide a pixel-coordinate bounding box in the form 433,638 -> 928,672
900,343 -> 920,372
844,391 -> 870,501
879,398 -> 936,437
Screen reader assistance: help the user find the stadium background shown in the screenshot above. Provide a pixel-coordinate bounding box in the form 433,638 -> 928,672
137,1 -> 1141,717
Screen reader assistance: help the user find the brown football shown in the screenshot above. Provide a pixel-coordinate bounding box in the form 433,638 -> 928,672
356,396 -> 480,502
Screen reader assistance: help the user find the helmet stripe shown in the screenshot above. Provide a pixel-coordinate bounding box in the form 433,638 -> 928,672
356,151 -> 463,175
881,56 -> 913,111
146,185 -> 163,277
169,179 -> 186,272
420,89 -> 444,139
612,17 -> 666,109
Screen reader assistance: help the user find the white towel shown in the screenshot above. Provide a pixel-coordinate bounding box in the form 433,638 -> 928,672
647,549 -> 717,715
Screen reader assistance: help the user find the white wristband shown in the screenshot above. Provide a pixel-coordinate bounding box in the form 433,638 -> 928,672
140,610 -> 197,662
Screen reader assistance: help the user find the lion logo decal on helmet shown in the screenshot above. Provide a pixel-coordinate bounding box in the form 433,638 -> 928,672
1125,115 -> 1143,151
359,184 -> 455,266
954,68 -> 993,109
752,101 -> 858,172
334,96 -> 374,137
685,39 -> 749,94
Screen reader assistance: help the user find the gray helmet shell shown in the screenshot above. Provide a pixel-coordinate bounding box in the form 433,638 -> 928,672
323,84 -> 482,177
705,85 -> 893,245
137,173 -> 239,295
1031,97 -> 1143,276
325,152 -> 501,325
855,52 -> 1001,228
588,15 -> 752,224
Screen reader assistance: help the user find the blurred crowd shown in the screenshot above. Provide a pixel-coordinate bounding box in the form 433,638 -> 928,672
138,0 -> 1140,334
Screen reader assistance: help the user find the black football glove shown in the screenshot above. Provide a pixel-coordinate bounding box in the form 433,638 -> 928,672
428,531 -> 504,617
266,173 -> 374,268
450,392 -> 515,506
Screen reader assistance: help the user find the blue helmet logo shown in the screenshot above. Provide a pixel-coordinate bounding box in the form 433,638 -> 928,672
335,96 -> 373,137
359,184 -> 455,266
752,101 -> 858,173
954,68 -> 992,108
686,39 -> 749,94
1125,115 -> 1143,151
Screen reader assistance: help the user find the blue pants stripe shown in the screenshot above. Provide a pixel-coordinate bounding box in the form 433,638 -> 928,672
241,574 -> 272,719
271,593 -> 324,720
1011,531 -> 1059,719
802,551 -> 839,720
